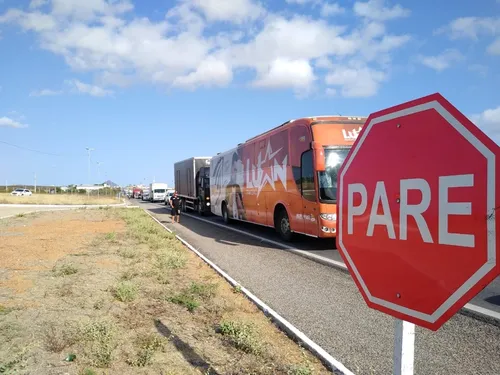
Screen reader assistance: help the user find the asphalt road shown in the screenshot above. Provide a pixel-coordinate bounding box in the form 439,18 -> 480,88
136,199 -> 500,314
135,199 -> 500,375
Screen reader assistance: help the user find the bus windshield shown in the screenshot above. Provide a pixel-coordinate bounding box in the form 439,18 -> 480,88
318,148 -> 350,203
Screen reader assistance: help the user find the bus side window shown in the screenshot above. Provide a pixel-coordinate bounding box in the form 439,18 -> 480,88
301,150 -> 316,202
290,125 -> 310,194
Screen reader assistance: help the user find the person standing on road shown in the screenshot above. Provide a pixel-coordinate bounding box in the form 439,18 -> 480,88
170,191 -> 181,224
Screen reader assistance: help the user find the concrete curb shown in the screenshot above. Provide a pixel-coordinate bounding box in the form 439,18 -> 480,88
0,203 -> 127,208
0,210 -> 45,220
143,209 -> 354,375
176,211 -> 500,327
0,204 -> 138,220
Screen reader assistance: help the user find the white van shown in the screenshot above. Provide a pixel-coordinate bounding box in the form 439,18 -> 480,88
149,183 -> 169,202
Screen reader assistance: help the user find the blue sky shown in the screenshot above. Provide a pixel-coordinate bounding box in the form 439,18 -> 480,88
0,0 -> 499,187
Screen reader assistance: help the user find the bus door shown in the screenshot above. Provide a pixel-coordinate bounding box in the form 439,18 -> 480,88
300,149 -> 319,237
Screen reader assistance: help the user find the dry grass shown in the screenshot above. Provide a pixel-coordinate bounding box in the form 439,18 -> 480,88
0,208 -> 331,374
0,192 -> 120,205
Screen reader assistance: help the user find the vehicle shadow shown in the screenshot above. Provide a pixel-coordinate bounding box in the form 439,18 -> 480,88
146,206 -> 338,253
485,295 -> 500,306
154,319 -> 219,375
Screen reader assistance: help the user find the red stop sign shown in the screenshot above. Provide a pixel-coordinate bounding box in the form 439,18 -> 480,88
337,93 -> 500,331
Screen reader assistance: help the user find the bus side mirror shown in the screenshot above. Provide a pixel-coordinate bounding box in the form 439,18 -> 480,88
312,142 -> 326,171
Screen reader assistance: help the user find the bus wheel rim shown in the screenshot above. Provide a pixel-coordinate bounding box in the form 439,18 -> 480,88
281,217 -> 290,234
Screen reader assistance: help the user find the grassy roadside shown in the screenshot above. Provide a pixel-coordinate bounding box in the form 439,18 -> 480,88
0,208 -> 330,374
0,192 -> 120,205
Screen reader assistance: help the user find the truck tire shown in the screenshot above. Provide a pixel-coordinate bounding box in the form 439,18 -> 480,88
276,208 -> 293,242
181,199 -> 186,212
197,202 -> 204,216
222,203 -> 231,224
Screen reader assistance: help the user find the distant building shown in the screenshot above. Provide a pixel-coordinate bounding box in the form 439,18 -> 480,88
76,184 -> 107,191
103,180 -> 119,188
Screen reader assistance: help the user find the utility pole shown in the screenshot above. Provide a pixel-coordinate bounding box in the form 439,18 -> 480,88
85,147 -> 94,197
34,173 -> 37,193
52,165 -> 57,193
96,161 -> 103,198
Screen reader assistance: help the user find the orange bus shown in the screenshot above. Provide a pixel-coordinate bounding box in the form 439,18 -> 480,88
210,116 -> 366,241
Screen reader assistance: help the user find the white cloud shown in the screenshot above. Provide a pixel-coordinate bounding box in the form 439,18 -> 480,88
224,15 -> 357,68
0,9 -> 57,31
321,3 -> 345,17
50,0 -> 134,21
29,0 -> 48,9
0,0 -> 411,97
487,38 -> 500,55
172,56 -> 233,89
285,0 -> 345,17
325,63 -> 386,97
0,116 -> 28,128
354,0 -> 410,22
29,88 -> 62,96
285,0 -> 314,4
417,49 -> 464,71
436,17 -> 500,55
470,106 -> 500,144
189,0 -> 265,23
437,17 -> 500,40
251,58 -> 316,90
325,87 -> 337,96
67,79 -> 114,97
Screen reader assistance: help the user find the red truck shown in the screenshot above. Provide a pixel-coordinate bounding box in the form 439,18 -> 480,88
132,187 -> 142,199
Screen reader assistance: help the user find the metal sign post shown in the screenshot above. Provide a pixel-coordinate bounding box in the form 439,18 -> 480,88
393,319 -> 415,375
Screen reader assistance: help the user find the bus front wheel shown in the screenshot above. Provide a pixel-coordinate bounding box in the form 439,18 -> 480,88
276,208 -> 293,242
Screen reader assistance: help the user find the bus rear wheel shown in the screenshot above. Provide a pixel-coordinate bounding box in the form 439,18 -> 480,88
222,203 -> 231,224
276,208 -> 293,242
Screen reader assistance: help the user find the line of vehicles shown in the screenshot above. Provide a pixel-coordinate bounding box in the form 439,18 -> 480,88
127,183 -> 173,204
129,115 -> 365,242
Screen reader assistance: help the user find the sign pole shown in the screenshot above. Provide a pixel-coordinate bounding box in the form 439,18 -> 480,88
393,319 -> 415,375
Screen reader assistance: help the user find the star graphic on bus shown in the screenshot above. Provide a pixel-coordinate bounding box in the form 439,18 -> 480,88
255,141 -> 287,197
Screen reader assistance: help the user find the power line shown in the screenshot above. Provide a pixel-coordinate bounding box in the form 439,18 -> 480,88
1,140 -> 178,156
0,140 -> 61,156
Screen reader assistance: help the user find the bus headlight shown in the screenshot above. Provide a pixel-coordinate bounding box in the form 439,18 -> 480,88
320,213 -> 336,221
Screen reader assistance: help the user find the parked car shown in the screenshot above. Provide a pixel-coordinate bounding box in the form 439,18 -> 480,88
164,190 -> 175,206
10,188 -> 32,196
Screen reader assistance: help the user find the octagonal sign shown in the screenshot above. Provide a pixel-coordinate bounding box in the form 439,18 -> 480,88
336,93 -> 500,331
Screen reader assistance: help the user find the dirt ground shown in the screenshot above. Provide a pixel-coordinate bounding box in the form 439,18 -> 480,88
0,208 -> 331,375
0,193 -> 120,205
